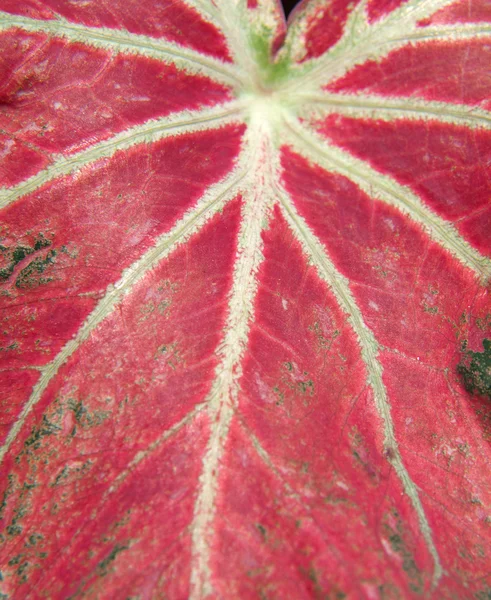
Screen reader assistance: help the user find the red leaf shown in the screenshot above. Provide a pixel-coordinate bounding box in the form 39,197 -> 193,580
0,0 -> 490,598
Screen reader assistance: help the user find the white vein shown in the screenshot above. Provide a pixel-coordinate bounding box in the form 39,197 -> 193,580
107,404 -> 205,496
282,115 -> 491,282
0,11 -> 243,88
189,109 -> 276,599
183,0 -> 255,80
276,180 -> 443,587
393,22 -> 491,43
282,0 -> 488,93
298,92 -> 491,130
0,158 -> 248,465
0,102 -> 243,209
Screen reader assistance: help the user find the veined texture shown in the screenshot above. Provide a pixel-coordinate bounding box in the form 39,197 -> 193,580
0,0 -> 490,598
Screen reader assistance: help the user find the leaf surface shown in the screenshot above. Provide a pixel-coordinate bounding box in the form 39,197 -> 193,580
0,0 -> 490,598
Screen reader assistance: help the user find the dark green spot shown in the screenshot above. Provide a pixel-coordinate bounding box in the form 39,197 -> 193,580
27,533 -> 43,547
255,523 -> 267,540
33,234 -> 51,252
457,339 -> 491,399
97,544 -> 129,576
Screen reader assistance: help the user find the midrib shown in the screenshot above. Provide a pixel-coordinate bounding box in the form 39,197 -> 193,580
189,115 -> 276,599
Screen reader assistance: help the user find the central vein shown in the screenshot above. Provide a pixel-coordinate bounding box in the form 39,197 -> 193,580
189,113 -> 277,599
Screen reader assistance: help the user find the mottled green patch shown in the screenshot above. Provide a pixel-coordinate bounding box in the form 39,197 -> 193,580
249,30 -> 291,87
0,341 -> 18,352
423,304 -> 438,315
273,384 -> 284,406
308,321 -> 339,351
68,399 -> 87,424
373,265 -> 389,278
26,533 -> 43,547
112,510 -> 132,531
154,340 -> 183,369
67,399 -> 110,430
0,475 -> 14,520
457,339 -> 491,399
299,564 -> 345,599
15,248 -> 57,288
51,460 -> 93,487
24,414 -> 61,450
327,589 -> 346,600
298,379 -> 315,395
3,478 -> 40,551
34,235 -> 52,252
139,280 -> 177,321
456,442 -> 470,457
349,426 -> 364,454
323,494 -> 350,506
60,244 -> 79,259
378,583 -> 402,600
7,555 -> 21,567
476,314 -> 491,332
11,246 -> 33,265
157,299 -> 171,315
384,510 -> 423,594
0,234 -> 52,282
97,544 -> 129,576
475,587 -> 491,600
7,553 -> 30,584
307,566 -> 318,585
273,363 -> 316,413
52,466 -> 69,487
6,523 -> 22,537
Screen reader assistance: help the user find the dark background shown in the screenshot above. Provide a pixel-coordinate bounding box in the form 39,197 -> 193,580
281,0 -> 300,17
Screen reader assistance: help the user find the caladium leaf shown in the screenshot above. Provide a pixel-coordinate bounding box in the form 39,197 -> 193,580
0,0 -> 490,597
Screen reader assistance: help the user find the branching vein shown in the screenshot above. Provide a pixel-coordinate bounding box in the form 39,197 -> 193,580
0,11 -> 243,87
0,102 -> 244,209
282,0 -> 485,93
282,116 -> 491,282
276,180 -> 443,587
0,161 -> 248,464
298,93 -> 491,130
189,110 -> 276,599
